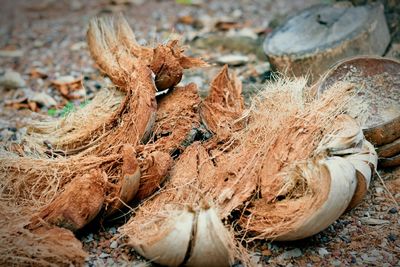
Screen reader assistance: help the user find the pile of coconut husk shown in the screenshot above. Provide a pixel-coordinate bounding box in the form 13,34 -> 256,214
0,15 -> 378,266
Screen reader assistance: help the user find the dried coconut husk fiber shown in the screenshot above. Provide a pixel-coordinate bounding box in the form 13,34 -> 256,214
0,14 -> 205,208
0,13 -> 379,267
120,73 -> 376,265
0,14 -> 207,265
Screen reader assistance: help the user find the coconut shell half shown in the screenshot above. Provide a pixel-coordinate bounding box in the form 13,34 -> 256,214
273,156 -> 357,241
316,56 -> 400,146
132,209 -> 195,267
186,206 -> 234,267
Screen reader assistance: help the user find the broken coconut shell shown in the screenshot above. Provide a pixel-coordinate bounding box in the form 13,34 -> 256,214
120,143 -> 236,267
263,3 -> 390,81
316,56 -> 400,147
186,205 -> 234,267
132,209 -> 195,266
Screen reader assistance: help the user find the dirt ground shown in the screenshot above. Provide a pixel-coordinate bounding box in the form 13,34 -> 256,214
0,0 -> 399,266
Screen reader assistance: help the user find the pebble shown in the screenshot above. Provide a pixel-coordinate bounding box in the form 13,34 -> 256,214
110,241 -> 118,249
318,247 -> 329,257
99,252 -> 110,258
388,207 -> 397,214
180,75 -> 204,88
109,227 -> 117,235
0,49 -> 24,57
332,260 -> 341,266
279,248 -> 302,260
216,54 -> 249,66
0,70 -> 26,89
361,254 -> 377,263
387,233 -> 397,242
375,187 -> 384,195
84,233 -> 94,243
360,217 -> 389,225
70,41 -> 87,51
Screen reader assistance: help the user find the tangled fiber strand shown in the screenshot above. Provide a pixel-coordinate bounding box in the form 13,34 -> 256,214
0,203 -> 87,267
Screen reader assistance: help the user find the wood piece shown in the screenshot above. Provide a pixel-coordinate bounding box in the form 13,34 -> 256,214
263,3 -> 390,81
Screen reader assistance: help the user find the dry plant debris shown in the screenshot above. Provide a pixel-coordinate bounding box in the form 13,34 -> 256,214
0,14 -> 381,267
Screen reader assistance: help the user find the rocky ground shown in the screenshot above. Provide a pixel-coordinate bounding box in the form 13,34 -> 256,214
0,0 -> 399,266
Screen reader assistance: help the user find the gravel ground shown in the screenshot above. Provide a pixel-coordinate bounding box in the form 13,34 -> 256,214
0,0 -> 399,266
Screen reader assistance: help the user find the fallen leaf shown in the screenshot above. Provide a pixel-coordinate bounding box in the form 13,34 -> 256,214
51,75 -> 84,99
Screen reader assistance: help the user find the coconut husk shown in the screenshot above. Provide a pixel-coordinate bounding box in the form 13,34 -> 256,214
88,15 -> 207,91
150,39 -> 208,90
217,80 -> 377,241
28,169 -> 107,232
120,143 -> 236,267
200,65 -> 245,140
138,82 -> 202,155
135,150 -> 174,200
104,145 -> 141,215
0,204 -> 87,267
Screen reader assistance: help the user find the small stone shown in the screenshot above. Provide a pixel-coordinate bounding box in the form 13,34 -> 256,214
216,54 -> 249,66
0,70 -> 26,89
53,75 -> 76,84
375,187 -> 384,195
0,49 -> 23,57
99,252 -> 110,258
388,207 -> 397,214
388,233 -> 397,242
84,233 -> 94,243
70,41 -> 87,51
279,248 -> 302,260
361,253 -> 377,263
318,247 -> 329,257
332,260 -> 341,266
360,217 -> 389,225
180,75 -> 204,88
110,241 -> 118,249
109,227 -> 117,234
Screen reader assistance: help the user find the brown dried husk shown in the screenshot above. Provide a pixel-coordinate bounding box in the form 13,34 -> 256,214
0,204 -> 87,267
199,65 -> 245,140
120,143 -> 237,267
88,15 -> 207,91
0,14 -> 210,265
201,79 -> 377,241
28,169 -> 107,231
0,14 -> 205,206
120,67 -> 250,266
